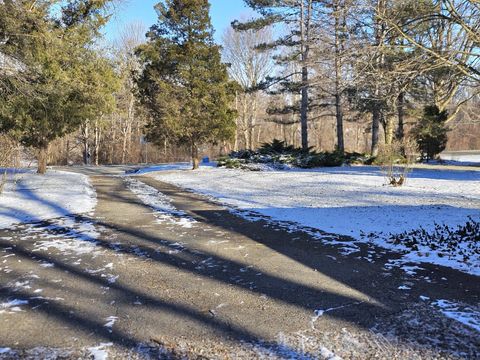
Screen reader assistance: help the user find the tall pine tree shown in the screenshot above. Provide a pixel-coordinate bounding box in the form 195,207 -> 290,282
233,0 -> 318,151
136,0 -> 236,169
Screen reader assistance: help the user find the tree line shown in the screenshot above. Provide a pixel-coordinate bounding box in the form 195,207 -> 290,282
0,0 -> 479,173
228,0 -> 479,157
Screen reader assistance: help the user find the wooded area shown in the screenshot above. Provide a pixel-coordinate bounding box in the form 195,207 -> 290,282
0,0 -> 479,173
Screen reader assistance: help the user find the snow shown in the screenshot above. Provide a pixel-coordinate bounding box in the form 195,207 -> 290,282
104,316 -> 118,330
319,347 -> 343,360
131,162 -> 217,175
431,299 -> 480,333
124,177 -> 196,228
87,343 -> 113,360
0,299 -> 29,314
440,151 -> 480,164
25,217 -> 101,256
132,163 -> 193,174
311,302 -> 364,329
0,169 -> 96,229
149,166 -> 480,275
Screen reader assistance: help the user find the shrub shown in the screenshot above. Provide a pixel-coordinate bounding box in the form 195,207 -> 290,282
344,152 -> 376,165
216,157 -> 244,169
0,135 -> 20,194
218,140 -> 373,170
411,105 -> 448,161
258,139 -> 299,155
375,139 -> 418,187
387,218 -> 480,262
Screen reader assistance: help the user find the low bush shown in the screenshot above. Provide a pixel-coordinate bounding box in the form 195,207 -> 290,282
374,139 -> 418,187
0,135 -> 20,194
363,218 -> 480,263
218,139 -> 374,170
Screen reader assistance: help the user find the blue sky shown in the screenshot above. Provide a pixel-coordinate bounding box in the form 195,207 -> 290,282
104,0 -> 253,43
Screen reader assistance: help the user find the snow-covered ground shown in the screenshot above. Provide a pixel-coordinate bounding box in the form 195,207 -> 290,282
149,166 -> 480,275
0,169 -> 96,228
430,299 -> 480,333
134,163 -> 193,174
440,151 -> 480,164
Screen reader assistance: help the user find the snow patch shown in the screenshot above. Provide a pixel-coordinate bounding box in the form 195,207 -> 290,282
128,163 -> 194,175
311,302 -> 364,329
27,217 -> 101,257
104,316 -> 118,330
124,177 -> 196,228
432,299 -> 480,332
0,169 -> 96,229
87,343 -> 113,360
0,299 -> 28,314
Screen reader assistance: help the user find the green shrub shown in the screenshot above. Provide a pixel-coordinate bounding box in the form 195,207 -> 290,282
217,157 -> 244,169
218,140 -> 373,170
258,139 -> 297,155
411,105 -> 448,160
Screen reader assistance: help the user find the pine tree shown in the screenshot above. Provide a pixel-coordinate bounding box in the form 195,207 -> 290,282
412,105 -> 448,161
136,0 -> 236,169
233,0 -> 318,151
0,0 -> 117,174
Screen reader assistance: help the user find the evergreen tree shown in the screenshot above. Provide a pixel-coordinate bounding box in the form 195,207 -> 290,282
412,105 -> 448,160
0,0 -> 117,174
233,0 -> 319,151
136,0 -> 236,169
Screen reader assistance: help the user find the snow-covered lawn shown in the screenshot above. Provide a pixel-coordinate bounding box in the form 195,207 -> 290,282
440,151 -> 480,164
0,169 -> 96,228
149,166 -> 480,275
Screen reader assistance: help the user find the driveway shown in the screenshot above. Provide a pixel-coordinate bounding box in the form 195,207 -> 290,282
0,166 -> 478,359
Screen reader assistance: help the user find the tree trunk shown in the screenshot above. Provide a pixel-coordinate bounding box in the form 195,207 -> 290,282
234,91 -> 239,151
371,0 -> 387,157
300,72 -> 309,151
299,0 -> 312,151
248,93 -> 257,150
257,127 -> 262,145
111,128 -> 116,164
66,138 -> 70,166
335,93 -> 344,153
83,122 -> 90,165
396,92 -> 405,140
384,116 -> 395,145
242,94 -> 249,149
94,119 -> 100,166
37,144 -> 48,175
334,0 -> 345,154
191,142 -> 199,170
121,126 -> 128,164
371,108 -> 380,156
126,94 -> 135,162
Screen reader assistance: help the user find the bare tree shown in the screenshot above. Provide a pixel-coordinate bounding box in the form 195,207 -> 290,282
222,25 -> 274,150
382,0 -> 479,82
115,22 -> 145,163
379,0 -> 480,124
